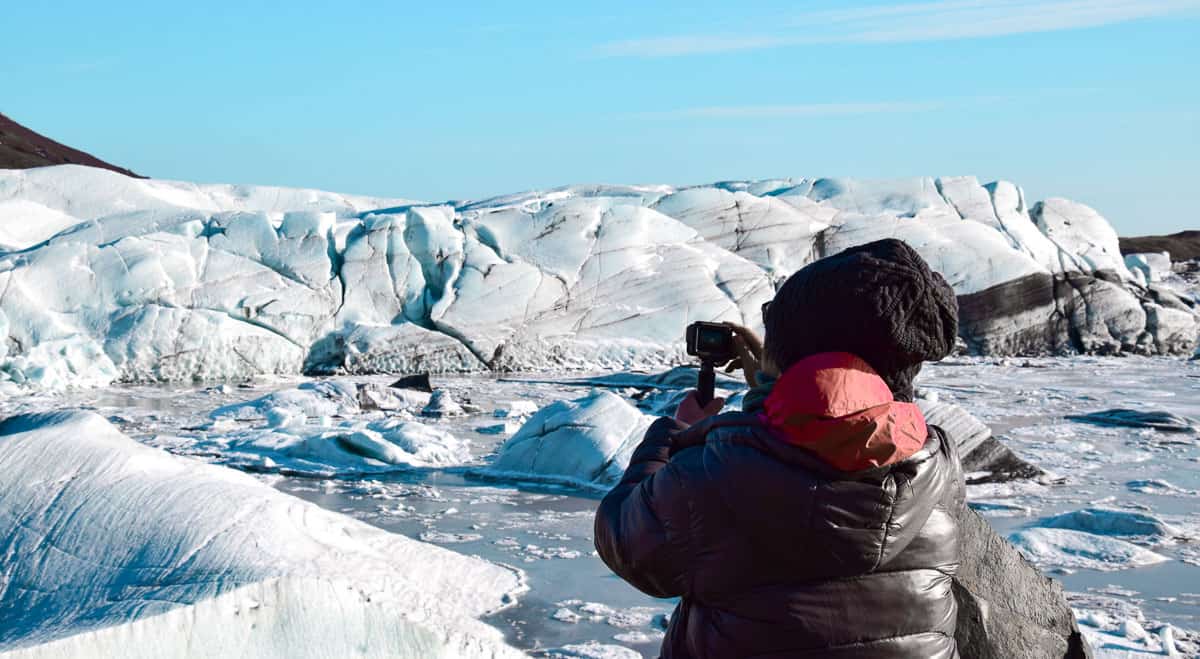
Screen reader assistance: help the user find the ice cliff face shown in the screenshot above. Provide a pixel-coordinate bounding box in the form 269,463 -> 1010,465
0,166 -> 1192,388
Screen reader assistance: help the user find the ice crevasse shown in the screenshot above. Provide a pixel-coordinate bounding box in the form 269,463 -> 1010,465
0,166 -> 1194,389
0,411 -> 526,659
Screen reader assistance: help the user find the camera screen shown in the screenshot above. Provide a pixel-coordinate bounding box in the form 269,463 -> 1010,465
696,327 -> 729,351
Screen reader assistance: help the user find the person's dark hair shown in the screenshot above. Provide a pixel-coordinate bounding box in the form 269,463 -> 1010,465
763,239 -> 959,402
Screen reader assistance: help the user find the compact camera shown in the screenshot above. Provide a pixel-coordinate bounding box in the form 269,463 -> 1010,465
686,322 -> 736,364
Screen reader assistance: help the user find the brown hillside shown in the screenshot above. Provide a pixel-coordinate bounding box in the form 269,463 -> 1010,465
0,113 -> 142,177
1120,231 -> 1200,262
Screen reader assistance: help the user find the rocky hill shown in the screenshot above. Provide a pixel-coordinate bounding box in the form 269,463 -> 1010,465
1121,230 -> 1200,262
0,112 -> 140,177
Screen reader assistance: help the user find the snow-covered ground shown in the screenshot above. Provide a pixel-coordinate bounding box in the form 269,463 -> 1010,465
1,357 -> 1198,657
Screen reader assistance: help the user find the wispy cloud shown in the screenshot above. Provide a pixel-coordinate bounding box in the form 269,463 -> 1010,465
595,0 -> 1200,57
627,101 -> 944,120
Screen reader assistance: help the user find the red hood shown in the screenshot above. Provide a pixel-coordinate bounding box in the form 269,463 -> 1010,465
762,352 -> 927,471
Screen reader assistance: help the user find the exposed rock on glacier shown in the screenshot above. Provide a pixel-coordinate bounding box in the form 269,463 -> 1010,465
0,166 -> 1193,388
919,399 -> 1044,483
0,411 -> 523,658
1066,408 -> 1198,433
953,507 -> 1093,659
479,391 -> 655,490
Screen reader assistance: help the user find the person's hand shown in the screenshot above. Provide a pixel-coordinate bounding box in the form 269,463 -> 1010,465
721,323 -> 765,388
673,390 -> 725,428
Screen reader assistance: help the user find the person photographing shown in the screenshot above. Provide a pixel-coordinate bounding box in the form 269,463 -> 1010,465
594,239 -> 966,658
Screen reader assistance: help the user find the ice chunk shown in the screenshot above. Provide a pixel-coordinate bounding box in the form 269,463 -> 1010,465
211,379 -> 362,421
541,642 -> 642,659
1008,528 -> 1170,572
0,411 -> 523,658
1125,252 -> 1172,284
1037,508 -> 1179,540
422,389 -> 466,417
479,391 -> 655,489
197,417 -> 470,477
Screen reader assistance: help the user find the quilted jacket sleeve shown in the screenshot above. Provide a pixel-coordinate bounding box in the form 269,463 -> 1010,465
593,416 -> 693,599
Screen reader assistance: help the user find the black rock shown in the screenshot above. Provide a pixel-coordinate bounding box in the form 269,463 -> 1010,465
389,373 -> 433,393
954,506 -> 1093,658
962,436 -> 1045,484
920,400 -> 1045,483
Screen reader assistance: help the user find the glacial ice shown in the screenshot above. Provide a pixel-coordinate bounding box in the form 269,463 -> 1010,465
200,381 -> 469,476
1126,252 -> 1172,286
1037,508 -> 1180,540
0,410 -> 524,658
479,390 -> 656,490
1009,527 -> 1170,572
0,165 -> 1193,389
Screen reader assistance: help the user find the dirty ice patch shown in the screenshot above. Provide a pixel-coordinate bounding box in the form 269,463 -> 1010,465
1127,479 -> 1200,496
1009,528 -> 1170,572
476,390 -> 655,491
1066,408 -> 1198,433
0,411 -> 524,658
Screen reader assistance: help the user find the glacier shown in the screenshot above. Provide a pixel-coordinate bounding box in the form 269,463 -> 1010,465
0,411 -> 525,658
0,164 -> 1195,390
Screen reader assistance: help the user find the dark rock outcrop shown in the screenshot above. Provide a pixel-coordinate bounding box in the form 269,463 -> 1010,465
1120,231 -> 1200,262
920,399 -> 1046,483
0,112 -> 140,177
954,506 -> 1092,658
956,269 -> 1196,356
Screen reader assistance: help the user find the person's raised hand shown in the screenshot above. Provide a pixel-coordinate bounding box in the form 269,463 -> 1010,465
721,323 -> 764,388
673,390 -> 725,428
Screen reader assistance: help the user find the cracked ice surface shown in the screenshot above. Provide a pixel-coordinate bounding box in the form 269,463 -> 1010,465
0,166 -> 1195,390
0,411 -> 525,659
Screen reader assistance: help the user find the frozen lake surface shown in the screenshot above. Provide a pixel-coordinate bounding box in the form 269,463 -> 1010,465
4,356 -> 1198,657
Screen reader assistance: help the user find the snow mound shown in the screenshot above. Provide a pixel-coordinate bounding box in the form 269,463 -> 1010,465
1008,528 -> 1170,572
0,166 -> 1193,390
478,391 -> 655,490
0,411 -> 523,658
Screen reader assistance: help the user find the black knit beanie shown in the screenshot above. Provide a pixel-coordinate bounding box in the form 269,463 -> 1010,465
764,239 -> 959,402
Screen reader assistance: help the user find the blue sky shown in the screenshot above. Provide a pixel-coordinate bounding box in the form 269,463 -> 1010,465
2,0 -> 1197,235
